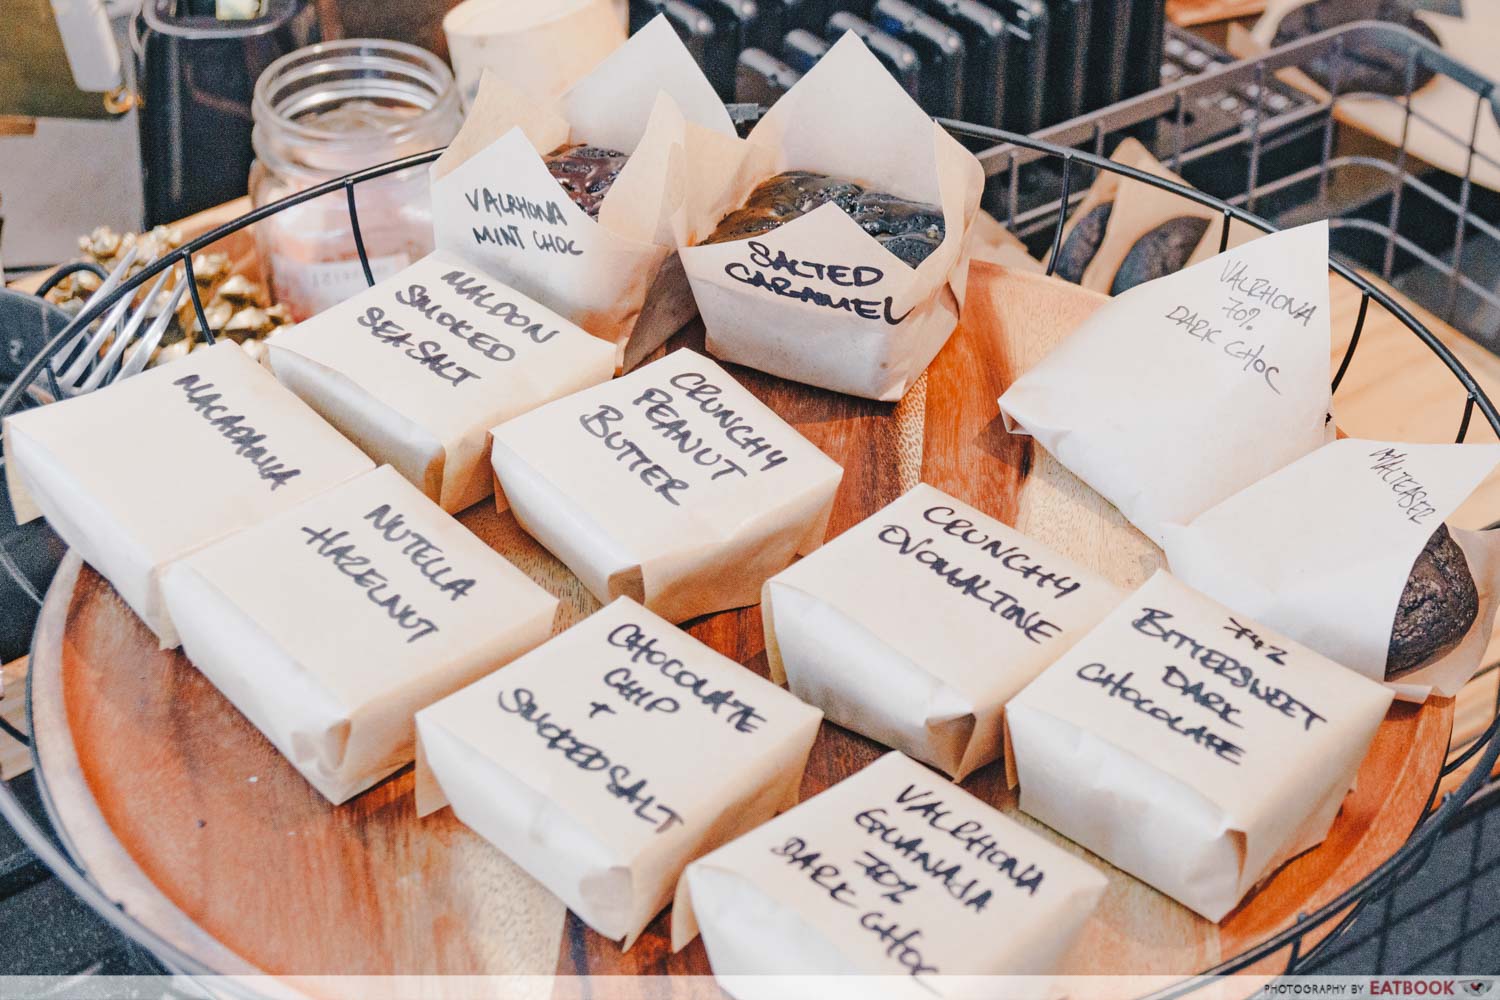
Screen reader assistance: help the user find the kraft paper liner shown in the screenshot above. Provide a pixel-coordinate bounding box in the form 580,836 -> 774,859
1003,571 -> 1394,922
443,0 -> 625,108
414,597 -> 823,948
960,209 -> 1045,276
429,16 -> 743,372
2,342 -> 374,647
678,32 -> 985,402
1163,438 -> 1500,702
489,348 -> 843,624
998,221 -> 1336,548
672,752 -> 1108,993
1243,2 -> 1500,195
268,250 -> 616,514
762,483 -> 1124,780
160,466 -> 558,804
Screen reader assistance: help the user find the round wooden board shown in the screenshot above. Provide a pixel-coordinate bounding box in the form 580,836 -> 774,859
27,263 -> 1454,992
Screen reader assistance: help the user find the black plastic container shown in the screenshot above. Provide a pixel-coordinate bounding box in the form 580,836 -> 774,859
871,0 -> 965,118
1084,0 -> 1130,112
0,288 -> 70,663
632,0 -> 719,68
132,0 -> 318,226
825,12 -> 923,99
783,28 -> 831,71
1124,0 -> 1166,98
1045,0 -> 1090,124
988,0 -> 1048,134
736,47 -> 803,102
684,0 -> 762,98
916,0 -> 1007,128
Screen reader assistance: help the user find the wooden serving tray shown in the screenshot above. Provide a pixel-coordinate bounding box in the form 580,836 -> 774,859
27,263 -> 1453,991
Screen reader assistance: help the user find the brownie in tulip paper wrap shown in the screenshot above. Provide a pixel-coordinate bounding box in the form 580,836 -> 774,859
429,16 -> 749,373
489,348 -> 843,623
415,597 -> 823,948
1163,439 -> 1500,702
160,466 -> 557,804
999,221 -> 1334,547
679,33 -> 984,401
269,250 -> 615,514
672,752 -> 1108,996
2,342 -> 374,647
1004,571 -> 1394,921
763,483 -> 1123,780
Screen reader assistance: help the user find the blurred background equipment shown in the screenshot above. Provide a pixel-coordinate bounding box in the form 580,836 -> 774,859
0,0 -> 139,269
633,0 -> 1174,130
132,0 -> 318,226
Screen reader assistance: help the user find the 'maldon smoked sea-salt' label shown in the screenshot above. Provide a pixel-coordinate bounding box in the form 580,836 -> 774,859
675,752 -> 1106,993
765,483 -> 1122,780
415,597 -> 822,947
269,250 -> 614,513
1005,570 -> 1393,921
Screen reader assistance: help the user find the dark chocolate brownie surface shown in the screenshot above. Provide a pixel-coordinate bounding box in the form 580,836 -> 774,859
703,171 -> 946,267
1387,524 -> 1480,679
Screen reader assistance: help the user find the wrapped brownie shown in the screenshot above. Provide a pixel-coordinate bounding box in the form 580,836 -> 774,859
999,221 -> 1334,546
429,16 -> 746,372
1005,571 -> 1394,921
678,33 -> 984,401
489,348 -> 843,623
161,466 -> 558,803
673,752 -> 1108,993
1047,139 -> 1255,294
3,343 -> 373,646
269,251 -> 615,513
415,597 -> 822,947
764,483 -> 1122,779
1164,439 -> 1500,701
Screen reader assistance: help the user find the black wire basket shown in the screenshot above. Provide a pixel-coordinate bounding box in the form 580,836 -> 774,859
2,44 -> 1498,993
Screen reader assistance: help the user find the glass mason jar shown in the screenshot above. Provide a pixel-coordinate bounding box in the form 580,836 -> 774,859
249,39 -> 461,320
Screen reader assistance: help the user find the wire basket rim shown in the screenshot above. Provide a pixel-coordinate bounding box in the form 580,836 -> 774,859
1,101 -> 1498,993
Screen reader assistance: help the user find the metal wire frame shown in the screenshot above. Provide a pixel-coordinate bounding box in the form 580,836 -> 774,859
0,93 -> 1498,994
982,22 -> 1500,333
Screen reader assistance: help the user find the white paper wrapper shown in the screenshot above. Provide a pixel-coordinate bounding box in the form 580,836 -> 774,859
490,348 -> 843,623
414,596 -> 823,947
1163,439 -> 1500,702
678,33 -> 985,401
764,483 -> 1123,780
1005,571 -> 1394,921
999,221 -> 1335,547
267,250 -> 615,514
673,751 -> 1107,994
430,16 -> 742,372
3,342 -> 374,647
160,465 -> 557,804
444,0 -> 625,108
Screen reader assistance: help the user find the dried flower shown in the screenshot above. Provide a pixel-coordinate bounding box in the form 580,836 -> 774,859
45,225 -> 289,369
